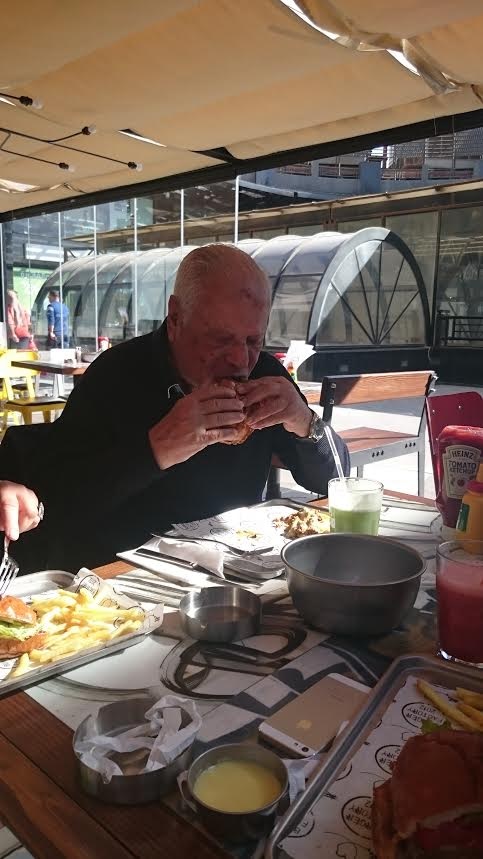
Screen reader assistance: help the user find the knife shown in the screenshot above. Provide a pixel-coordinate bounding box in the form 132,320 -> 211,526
134,547 -> 214,575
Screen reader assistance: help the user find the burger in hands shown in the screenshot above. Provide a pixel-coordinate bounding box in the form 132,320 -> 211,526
0,596 -> 45,658
372,729 -> 483,857
220,379 -> 254,446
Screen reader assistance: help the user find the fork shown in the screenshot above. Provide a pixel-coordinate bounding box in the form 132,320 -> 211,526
151,533 -> 273,556
0,537 -> 19,595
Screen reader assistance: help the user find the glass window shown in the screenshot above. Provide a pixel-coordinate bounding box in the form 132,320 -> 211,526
265,275 -> 319,348
336,218 -> 382,233
386,211 -> 437,307
435,206 -> 483,345
315,236 -> 425,347
287,224 -> 324,236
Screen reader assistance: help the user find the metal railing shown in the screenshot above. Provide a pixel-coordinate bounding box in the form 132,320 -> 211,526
436,312 -> 483,345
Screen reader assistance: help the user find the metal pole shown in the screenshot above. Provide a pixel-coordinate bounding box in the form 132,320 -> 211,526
133,198 -> 138,337
58,211 -> 63,348
234,175 -> 240,243
180,188 -> 185,248
93,205 -> 98,347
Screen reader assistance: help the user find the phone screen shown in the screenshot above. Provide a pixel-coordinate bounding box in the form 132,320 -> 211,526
258,673 -> 369,757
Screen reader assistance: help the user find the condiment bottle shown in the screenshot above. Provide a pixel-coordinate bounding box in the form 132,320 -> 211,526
435,426 -> 483,538
456,462 -> 483,548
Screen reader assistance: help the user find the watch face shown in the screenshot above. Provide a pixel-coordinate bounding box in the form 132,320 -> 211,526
310,413 -> 325,440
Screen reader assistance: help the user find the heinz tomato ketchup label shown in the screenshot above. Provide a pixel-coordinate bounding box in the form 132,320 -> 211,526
436,426 -> 483,528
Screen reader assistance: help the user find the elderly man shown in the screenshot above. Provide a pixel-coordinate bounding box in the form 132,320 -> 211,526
3,245 -> 348,572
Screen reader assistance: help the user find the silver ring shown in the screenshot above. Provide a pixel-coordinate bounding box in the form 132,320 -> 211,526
38,501 -> 45,521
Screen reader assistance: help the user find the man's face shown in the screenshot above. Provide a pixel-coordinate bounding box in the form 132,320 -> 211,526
167,270 -> 269,387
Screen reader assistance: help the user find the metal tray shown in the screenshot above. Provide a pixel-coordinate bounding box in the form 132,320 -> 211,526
266,653 -> 483,859
0,570 -> 153,699
9,570 -> 75,596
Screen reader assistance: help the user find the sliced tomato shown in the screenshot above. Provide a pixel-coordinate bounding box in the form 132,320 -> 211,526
416,818 -> 483,850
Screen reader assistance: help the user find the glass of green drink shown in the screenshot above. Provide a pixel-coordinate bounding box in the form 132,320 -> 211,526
328,477 -> 383,535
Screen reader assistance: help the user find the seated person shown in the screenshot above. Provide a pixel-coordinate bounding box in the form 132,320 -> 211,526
1,245 -> 349,573
0,481 -> 42,541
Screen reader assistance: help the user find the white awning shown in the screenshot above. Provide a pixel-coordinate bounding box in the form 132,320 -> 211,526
0,0 -> 482,214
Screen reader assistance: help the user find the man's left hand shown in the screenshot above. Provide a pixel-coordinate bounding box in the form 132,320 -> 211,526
237,377 -> 312,438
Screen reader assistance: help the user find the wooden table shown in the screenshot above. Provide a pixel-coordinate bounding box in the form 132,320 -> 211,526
0,493 -> 436,859
11,359 -> 88,398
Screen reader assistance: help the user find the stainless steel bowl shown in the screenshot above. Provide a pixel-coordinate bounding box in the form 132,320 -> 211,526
73,696 -> 194,804
179,586 -> 261,642
185,743 -> 288,843
282,533 -> 425,636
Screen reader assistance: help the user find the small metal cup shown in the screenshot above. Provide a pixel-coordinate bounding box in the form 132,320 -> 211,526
179,586 -> 261,642
182,743 -> 288,843
73,696 -> 194,805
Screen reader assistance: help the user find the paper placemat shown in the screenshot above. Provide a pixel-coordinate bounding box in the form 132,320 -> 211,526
280,675 -> 453,859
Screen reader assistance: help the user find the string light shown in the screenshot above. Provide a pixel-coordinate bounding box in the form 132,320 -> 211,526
0,92 -> 43,109
0,124 -> 142,172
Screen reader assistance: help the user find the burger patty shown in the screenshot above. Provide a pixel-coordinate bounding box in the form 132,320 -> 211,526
0,631 -> 46,658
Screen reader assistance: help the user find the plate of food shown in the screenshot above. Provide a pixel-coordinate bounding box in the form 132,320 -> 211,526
170,502 -> 331,579
0,568 -> 163,697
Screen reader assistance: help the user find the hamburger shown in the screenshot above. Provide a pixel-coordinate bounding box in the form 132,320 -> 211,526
220,379 -> 254,445
372,729 -> 483,858
0,596 -> 45,658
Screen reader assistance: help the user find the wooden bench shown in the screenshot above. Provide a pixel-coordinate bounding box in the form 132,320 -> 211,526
266,370 -> 435,498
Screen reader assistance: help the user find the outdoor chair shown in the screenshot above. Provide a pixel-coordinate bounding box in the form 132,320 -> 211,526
0,351 -> 66,429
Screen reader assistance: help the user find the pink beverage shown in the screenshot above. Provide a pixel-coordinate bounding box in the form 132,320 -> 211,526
436,541 -> 483,665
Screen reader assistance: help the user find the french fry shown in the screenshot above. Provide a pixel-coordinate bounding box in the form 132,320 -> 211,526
456,687 -> 483,710
416,679 -> 483,732
4,586 -> 148,680
10,652 -> 31,677
458,702 -> 483,727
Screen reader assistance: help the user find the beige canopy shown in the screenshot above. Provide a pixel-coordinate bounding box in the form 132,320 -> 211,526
1,0 -> 483,215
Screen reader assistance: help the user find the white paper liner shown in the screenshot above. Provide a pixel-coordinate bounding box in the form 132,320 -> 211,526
280,676 -> 455,859
75,695 -> 201,784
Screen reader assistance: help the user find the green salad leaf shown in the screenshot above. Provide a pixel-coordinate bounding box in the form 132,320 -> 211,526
421,717 -> 452,734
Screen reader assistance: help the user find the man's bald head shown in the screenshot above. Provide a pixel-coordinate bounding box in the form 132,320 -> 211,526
173,244 -> 270,318
168,244 -> 271,387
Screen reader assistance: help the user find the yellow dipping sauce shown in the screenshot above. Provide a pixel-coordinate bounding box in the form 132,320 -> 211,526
193,759 -> 282,813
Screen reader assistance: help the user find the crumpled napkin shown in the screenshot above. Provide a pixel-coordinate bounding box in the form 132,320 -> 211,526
75,695 -> 201,784
283,340 -> 315,374
149,536 -> 225,577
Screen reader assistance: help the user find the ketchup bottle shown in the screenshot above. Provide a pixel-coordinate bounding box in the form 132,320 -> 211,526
436,426 -> 483,536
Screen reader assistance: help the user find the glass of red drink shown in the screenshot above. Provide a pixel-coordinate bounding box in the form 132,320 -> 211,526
436,540 -> 483,666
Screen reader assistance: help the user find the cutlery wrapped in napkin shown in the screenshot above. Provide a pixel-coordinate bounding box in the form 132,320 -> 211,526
118,536 -> 225,584
74,695 -> 201,784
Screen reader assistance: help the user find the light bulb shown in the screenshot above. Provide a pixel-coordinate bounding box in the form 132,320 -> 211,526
82,125 -> 97,135
59,162 -> 75,172
32,98 -> 43,110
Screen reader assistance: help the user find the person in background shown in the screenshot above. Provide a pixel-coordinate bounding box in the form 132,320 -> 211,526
6,290 -> 31,349
1,244 -> 349,572
46,290 -> 70,348
0,481 -> 41,542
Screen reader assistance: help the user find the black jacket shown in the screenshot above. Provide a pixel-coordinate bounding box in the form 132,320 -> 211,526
1,325 -> 349,572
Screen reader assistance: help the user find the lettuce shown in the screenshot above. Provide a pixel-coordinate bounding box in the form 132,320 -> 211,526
0,620 -> 37,641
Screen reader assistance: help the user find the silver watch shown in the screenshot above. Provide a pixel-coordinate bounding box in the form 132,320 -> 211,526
307,410 -> 326,441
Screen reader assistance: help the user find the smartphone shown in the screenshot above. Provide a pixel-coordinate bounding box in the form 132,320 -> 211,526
258,673 -> 369,758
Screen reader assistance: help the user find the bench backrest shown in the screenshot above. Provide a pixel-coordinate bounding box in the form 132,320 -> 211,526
320,371 -> 435,423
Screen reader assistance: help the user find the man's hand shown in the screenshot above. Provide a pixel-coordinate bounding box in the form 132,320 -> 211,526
149,382 -> 246,469
237,377 -> 312,438
0,481 -> 41,541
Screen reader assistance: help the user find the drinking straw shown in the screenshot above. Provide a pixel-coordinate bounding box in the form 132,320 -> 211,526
324,424 -> 346,485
